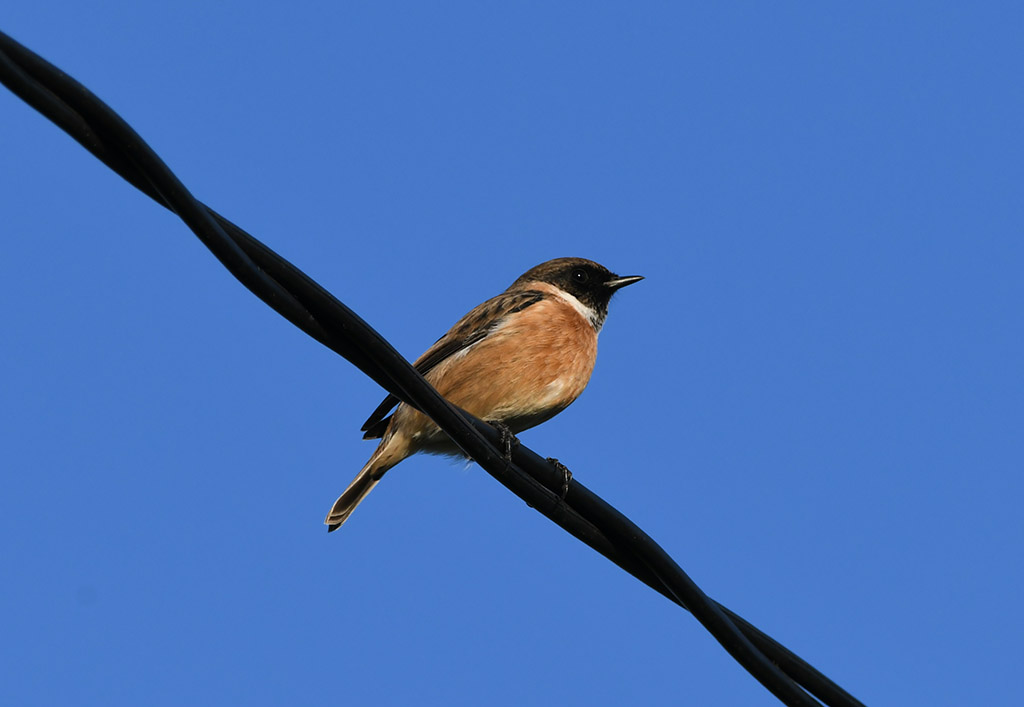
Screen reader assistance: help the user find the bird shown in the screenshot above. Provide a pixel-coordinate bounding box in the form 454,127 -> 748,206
325,257 -> 643,531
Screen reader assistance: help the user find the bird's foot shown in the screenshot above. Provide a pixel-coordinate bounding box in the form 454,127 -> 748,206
546,457 -> 573,499
494,422 -> 519,461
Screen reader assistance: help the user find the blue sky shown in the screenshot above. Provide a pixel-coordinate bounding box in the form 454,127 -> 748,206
2,3 -> 1022,705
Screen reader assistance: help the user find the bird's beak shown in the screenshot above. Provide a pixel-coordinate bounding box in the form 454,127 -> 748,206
604,275 -> 644,290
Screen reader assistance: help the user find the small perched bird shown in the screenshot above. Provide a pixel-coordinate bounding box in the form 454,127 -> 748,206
325,257 -> 643,531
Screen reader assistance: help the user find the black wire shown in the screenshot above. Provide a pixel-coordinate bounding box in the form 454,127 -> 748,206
0,29 -> 865,707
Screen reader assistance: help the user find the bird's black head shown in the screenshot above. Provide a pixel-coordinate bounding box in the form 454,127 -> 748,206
511,257 -> 643,329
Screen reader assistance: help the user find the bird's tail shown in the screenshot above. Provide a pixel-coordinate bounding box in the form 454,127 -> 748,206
325,441 -> 405,532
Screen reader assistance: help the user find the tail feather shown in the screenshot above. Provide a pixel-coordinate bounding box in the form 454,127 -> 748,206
325,439 -> 407,531
325,465 -> 384,531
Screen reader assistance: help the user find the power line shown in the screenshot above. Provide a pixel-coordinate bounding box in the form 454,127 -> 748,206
0,30 -> 864,707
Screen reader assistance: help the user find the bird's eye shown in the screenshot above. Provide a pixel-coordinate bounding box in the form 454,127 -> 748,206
571,268 -> 589,284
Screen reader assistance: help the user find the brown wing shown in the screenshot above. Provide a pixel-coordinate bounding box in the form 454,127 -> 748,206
360,289 -> 546,439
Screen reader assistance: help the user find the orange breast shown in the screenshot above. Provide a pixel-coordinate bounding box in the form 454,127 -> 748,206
397,294 -> 598,446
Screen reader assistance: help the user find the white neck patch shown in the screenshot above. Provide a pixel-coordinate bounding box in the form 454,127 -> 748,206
552,288 -> 604,332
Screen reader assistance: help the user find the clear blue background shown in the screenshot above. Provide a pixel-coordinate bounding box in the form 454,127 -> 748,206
2,3 -> 1021,705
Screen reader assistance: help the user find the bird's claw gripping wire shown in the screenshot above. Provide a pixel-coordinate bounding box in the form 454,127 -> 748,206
494,422 -> 519,462
546,457 -> 573,500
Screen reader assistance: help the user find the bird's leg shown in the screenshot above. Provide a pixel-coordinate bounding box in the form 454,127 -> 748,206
493,422 -> 519,461
546,457 -> 573,500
